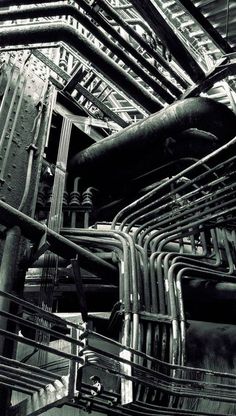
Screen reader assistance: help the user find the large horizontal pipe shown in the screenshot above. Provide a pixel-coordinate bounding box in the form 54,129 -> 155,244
0,21 -> 162,113
69,98 -> 236,186
0,199 -> 117,276
0,3 -> 181,100
0,0 -> 188,89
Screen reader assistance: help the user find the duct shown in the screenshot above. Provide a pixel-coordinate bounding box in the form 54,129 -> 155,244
0,3 -> 181,101
0,21 -> 162,113
68,97 -> 236,187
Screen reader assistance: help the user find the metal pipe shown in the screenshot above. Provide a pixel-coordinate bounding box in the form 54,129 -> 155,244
0,226 -> 21,416
0,355 -> 60,381
129,0 -> 205,82
125,159 -> 231,237
0,21 -> 162,113
91,0 -> 189,88
122,155 -> 236,238
0,0 -> 188,89
111,136 -> 236,229
69,98 -> 236,186
62,228 -> 139,350
140,183 -> 236,250
0,3 -> 180,101
0,199 -> 117,276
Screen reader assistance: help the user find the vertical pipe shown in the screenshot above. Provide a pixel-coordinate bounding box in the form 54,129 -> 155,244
0,226 -> 21,416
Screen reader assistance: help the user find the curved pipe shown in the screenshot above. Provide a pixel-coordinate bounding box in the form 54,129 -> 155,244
0,3 -> 181,101
69,97 -> 236,185
0,0 -> 188,89
0,21 -> 162,113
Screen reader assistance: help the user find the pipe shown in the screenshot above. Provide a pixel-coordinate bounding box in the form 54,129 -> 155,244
69,98 -> 236,185
0,0 -> 188,89
114,152 -> 236,231
0,21 -> 162,113
129,0 -> 205,82
0,226 -> 21,416
0,3 -> 180,101
91,0 -> 188,88
0,199 -> 117,276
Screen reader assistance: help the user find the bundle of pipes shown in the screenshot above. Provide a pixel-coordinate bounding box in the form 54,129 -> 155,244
62,135 -> 236,412
0,1 -> 188,112
67,98 -> 236,411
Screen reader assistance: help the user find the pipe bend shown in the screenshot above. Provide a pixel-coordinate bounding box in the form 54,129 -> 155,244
0,21 -> 162,113
68,97 -> 236,186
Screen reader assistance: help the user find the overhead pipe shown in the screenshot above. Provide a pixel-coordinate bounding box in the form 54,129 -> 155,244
0,0 -> 188,89
0,3 -> 181,101
69,97 -> 236,186
0,21 -> 162,113
86,0 -> 188,88
129,0 -> 205,82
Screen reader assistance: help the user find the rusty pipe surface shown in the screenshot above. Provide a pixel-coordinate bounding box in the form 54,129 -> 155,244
69,97 -> 236,185
0,21 -> 162,113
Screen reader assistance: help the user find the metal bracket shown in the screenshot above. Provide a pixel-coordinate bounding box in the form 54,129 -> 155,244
31,225 -> 50,264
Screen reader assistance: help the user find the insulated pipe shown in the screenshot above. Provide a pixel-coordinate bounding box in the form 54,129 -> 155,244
0,21 -> 162,113
0,3 -> 181,100
69,98 -> 236,185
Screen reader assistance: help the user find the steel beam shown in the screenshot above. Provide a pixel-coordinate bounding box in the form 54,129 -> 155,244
32,50 -> 128,128
175,0 -> 233,54
182,59 -> 236,98
0,21 -> 162,113
0,3 -> 179,101
130,0 -> 205,82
